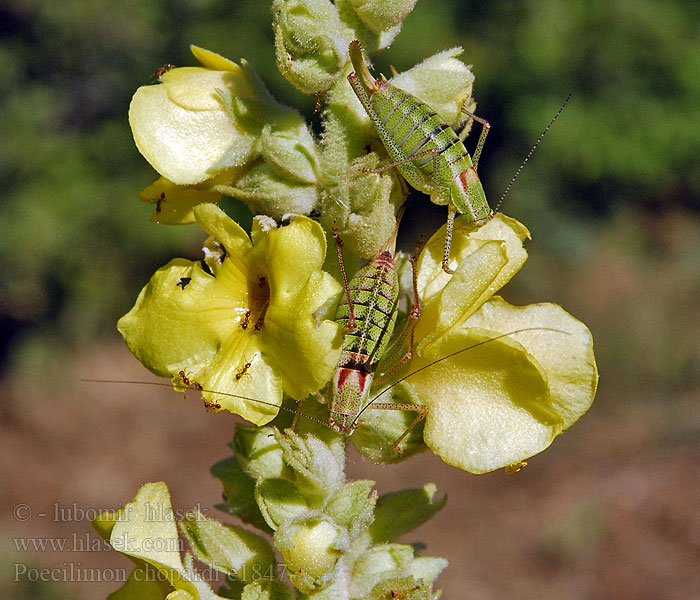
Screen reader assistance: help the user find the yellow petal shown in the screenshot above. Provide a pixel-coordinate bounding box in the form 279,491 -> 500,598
417,213 -> 529,305
409,328 -> 563,473
129,82 -> 255,185
196,336 -> 283,426
139,177 -> 221,225
194,203 -> 254,258
416,240 -> 507,348
161,67 -> 253,110
190,44 -> 242,73
109,483 -> 198,597
117,258 -> 246,378
257,216 -> 343,399
465,296 -> 598,429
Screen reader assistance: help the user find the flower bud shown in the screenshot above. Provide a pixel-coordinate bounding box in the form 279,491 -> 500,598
276,516 -> 347,592
347,0 -> 418,33
273,0 -> 349,93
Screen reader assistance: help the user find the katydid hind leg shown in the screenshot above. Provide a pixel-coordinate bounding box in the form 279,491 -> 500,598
442,205 -> 457,275
364,400 -> 428,455
459,109 -> 491,169
332,224 -> 356,332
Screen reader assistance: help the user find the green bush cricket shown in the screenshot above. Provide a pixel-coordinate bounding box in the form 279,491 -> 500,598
327,203 -> 427,452
347,40 -> 493,275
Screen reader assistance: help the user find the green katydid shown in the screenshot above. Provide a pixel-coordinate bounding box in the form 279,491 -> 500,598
325,203 -> 427,452
347,39 -> 493,275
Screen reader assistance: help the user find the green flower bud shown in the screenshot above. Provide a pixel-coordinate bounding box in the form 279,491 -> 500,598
351,544 -> 414,598
234,425 -> 289,480
275,516 -> 347,593
273,0 -> 350,94
276,430 -> 345,505
325,480 -> 376,535
347,0 -> 418,33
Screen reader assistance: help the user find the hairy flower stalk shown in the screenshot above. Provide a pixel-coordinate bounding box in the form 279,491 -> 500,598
102,0 -> 599,598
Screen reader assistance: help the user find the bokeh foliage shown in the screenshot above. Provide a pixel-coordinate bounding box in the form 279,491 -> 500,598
1,0 -> 698,397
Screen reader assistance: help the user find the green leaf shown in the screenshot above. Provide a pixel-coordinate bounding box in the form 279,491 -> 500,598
369,484 -> 446,544
211,457 -> 271,533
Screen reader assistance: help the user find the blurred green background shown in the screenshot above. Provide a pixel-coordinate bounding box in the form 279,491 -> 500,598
2,1 -> 699,599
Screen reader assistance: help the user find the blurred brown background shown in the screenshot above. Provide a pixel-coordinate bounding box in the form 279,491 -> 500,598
1,1 -> 699,598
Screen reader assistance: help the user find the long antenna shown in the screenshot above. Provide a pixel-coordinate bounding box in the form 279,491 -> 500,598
352,327 -> 570,426
81,379 -> 331,428
493,93 -> 572,215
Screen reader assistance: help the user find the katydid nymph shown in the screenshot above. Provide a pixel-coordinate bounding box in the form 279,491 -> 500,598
347,40 -> 493,275
326,203 -> 426,452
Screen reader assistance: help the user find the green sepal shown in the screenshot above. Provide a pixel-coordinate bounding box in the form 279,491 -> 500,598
275,430 -> 345,506
179,511 -> 275,583
234,425 -> 290,481
408,556 -> 449,587
368,576 -> 432,600
255,478 -> 311,531
325,480 -> 376,536
351,544 -> 414,599
211,456 -> 271,533
369,484 -> 446,544
216,166 -> 317,220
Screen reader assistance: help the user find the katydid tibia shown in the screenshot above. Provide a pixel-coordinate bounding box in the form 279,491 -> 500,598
347,40 -> 493,276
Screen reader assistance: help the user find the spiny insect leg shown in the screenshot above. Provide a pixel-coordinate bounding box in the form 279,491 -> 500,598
459,108 -> 491,168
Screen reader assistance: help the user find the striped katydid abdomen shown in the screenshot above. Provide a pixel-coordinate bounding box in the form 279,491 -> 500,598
347,39 -> 493,274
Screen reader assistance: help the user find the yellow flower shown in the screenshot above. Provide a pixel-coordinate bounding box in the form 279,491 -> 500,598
118,204 -> 342,425
130,46 -> 320,223
402,215 -> 598,473
130,46 -> 265,186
